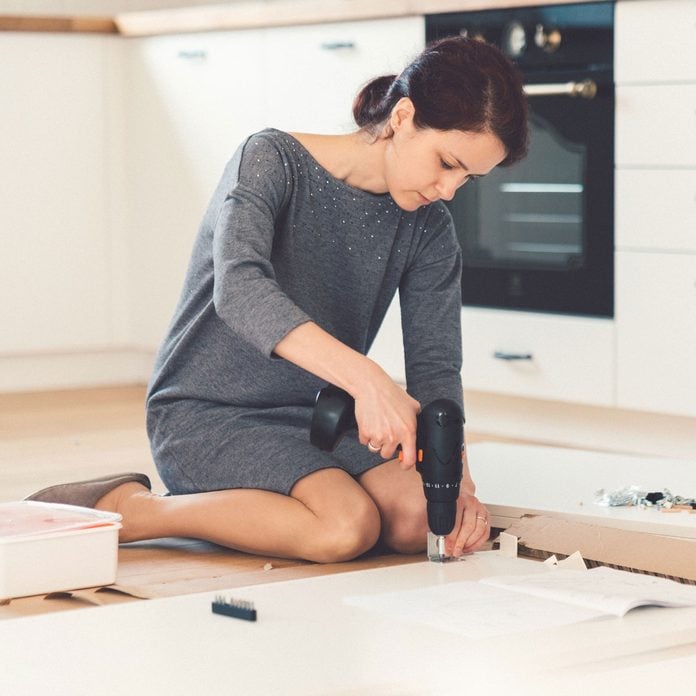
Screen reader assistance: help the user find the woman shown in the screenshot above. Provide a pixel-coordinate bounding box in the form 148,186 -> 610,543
28,36 -> 528,563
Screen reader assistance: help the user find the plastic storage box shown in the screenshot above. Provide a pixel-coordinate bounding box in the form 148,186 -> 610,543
0,501 -> 122,600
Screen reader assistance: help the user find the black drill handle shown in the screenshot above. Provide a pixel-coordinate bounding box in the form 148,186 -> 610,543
309,385 -> 357,451
415,399 -> 464,536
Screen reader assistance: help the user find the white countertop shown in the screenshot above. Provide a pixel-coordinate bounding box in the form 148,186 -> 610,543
114,0 -> 613,36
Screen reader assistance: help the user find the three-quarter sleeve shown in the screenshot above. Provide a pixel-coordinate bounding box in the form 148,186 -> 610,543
212,136 -> 312,357
399,204 -> 464,411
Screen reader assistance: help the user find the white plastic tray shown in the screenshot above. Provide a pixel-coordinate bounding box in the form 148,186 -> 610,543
0,501 -> 122,600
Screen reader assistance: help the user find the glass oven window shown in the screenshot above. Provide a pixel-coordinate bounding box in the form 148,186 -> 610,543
450,113 -> 586,272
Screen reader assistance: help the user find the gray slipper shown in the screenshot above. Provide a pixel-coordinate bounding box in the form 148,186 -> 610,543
24,472 -> 152,509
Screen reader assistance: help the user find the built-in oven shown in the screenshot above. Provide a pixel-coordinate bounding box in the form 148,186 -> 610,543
426,1 -> 614,317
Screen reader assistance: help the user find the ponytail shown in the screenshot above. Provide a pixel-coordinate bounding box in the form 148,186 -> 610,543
352,37 -> 529,167
352,74 -> 396,129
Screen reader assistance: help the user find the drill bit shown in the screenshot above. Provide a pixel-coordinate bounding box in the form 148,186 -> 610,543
427,532 -> 451,563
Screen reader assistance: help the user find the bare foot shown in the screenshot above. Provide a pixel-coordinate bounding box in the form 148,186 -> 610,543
95,482 -> 153,543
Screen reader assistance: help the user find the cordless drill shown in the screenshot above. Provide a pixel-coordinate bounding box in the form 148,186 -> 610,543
310,385 -> 464,562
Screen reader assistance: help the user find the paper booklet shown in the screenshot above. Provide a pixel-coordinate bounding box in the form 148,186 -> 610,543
482,566 -> 696,617
344,565 -> 696,639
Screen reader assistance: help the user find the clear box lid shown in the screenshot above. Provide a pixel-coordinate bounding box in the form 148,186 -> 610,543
0,501 -> 122,539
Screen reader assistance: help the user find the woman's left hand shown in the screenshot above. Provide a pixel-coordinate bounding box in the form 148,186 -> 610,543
444,492 -> 491,557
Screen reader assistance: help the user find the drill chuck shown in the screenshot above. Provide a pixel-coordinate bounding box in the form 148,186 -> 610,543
425,501 -> 457,537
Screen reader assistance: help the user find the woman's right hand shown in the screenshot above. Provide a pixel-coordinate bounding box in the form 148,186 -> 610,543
352,363 -> 421,469
272,322 -> 420,464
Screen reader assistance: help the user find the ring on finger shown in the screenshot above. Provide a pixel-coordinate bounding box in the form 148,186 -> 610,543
367,441 -> 382,453
476,515 -> 489,525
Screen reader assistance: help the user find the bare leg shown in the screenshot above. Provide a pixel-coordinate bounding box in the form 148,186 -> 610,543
358,458 -> 429,554
96,468 -> 381,564
359,457 -> 490,556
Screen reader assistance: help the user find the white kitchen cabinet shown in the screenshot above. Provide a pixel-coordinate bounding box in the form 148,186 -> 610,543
616,0 -> 696,84
124,18 -> 424,352
615,84 -> 696,168
125,17 -> 424,353
371,302 -> 617,408
616,170 -> 696,252
0,34 -> 113,354
615,0 -> 696,417
264,17 -> 424,134
616,252 -> 696,417
123,30 -> 268,349
459,308 -> 615,406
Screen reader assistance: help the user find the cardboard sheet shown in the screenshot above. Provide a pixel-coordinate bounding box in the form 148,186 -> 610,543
504,515 -> 696,582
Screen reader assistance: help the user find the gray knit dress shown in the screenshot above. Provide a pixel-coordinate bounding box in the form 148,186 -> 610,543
146,129 -> 463,495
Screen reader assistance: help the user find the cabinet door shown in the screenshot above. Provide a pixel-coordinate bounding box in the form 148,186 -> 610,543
367,295 -> 406,383
616,170 -> 696,253
0,34 -> 112,353
265,17 -> 425,133
616,85 -> 696,167
460,309 -> 615,406
125,30 -> 268,349
616,0 -> 696,83
616,251 -> 696,417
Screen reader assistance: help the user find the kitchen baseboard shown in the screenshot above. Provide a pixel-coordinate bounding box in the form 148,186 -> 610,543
2,354 -> 693,461
0,348 -> 154,393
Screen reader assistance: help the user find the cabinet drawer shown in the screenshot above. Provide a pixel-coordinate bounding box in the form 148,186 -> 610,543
264,16 -> 425,134
460,309 -> 614,406
616,0 -> 696,83
616,251 -> 696,417
616,85 -> 696,167
616,169 -> 696,252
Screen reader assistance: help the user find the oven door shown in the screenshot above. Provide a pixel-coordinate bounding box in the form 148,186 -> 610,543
447,68 -> 614,317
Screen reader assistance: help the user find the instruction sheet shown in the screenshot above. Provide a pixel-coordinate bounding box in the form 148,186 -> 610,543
344,566 -> 696,638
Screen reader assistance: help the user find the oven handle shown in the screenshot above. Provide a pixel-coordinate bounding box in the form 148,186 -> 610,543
523,79 -> 597,99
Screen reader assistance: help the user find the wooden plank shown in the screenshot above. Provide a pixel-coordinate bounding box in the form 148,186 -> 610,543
0,15 -> 117,33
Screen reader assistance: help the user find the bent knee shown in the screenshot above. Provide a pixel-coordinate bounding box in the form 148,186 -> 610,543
382,501 -> 428,555
307,499 -> 381,564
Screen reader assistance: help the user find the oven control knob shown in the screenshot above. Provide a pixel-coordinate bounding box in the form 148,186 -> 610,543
459,27 -> 486,43
534,24 -> 562,53
502,21 -> 526,57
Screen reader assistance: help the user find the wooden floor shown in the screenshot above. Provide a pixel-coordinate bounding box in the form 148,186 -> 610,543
0,385 -> 514,501
0,385 -> 503,617
0,386 -> 162,503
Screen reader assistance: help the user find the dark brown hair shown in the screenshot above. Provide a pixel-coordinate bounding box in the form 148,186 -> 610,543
353,36 -> 529,166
